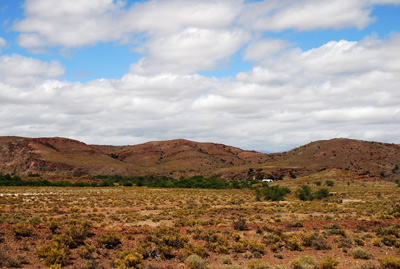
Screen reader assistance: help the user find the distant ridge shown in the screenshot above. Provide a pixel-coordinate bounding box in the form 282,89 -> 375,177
0,136 -> 399,180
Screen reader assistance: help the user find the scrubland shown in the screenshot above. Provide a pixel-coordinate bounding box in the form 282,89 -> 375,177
0,178 -> 400,268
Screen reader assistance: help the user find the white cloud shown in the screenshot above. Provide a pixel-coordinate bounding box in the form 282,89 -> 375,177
131,28 -> 249,74
2,34 -> 400,151
240,0 -> 373,31
3,0 -> 400,151
243,38 -> 292,61
13,0 -> 241,48
0,37 -> 6,48
0,54 -> 65,86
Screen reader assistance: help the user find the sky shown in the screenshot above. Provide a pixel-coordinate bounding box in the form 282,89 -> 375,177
0,0 -> 400,152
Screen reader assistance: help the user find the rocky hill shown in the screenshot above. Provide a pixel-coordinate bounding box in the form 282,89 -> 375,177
0,136 -> 399,181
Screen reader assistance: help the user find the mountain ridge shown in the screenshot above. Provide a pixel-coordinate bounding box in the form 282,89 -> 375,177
0,136 -> 399,181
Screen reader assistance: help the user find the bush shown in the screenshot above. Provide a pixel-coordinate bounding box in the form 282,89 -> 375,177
35,243 -> 70,267
314,188 -> 330,200
12,223 -> 33,237
185,254 -> 208,269
290,256 -> 317,269
286,236 -> 302,251
78,244 -> 97,259
221,256 -> 232,265
377,255 -> 400,269
314,181 -> 322,186
246,260 -> 271,269
316,257 -> 339,269
256,186 -> 291,201
350,247 -> 370,260
248,240 -> 266,257
97,231 -> 121,249
5,254 -> 28,268
325,180 -> 335,187
232,217 -> 247,231
114,250 -> 143,269
296,185 -> 314,201
300,232 -> 331,250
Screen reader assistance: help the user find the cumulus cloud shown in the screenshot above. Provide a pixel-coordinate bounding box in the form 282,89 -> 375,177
131,28 -> 249,74
243,38 -> 292,61
13,0 -> 240,48
240,0 -> 374,31
3,0 -> 400,151
1,34 -> 400,151
0,54 -> 65,86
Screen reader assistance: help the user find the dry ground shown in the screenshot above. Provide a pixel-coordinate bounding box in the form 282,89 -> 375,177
0,178 -> 400,268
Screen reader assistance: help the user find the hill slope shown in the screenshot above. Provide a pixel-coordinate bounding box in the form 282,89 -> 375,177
0,136 -> 399,180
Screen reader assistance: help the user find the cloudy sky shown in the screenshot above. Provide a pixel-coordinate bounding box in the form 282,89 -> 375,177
1,0 -> 400,152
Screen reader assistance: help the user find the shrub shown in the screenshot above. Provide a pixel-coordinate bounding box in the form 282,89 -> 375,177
78,244 -> 97,259
296,185 -> 314,201
377,255 -> 400,269
314,181 -> 322,186
52,233 -> 76,248
286,236 -> 302,251
181,243 -> 209,258
48,219 -> 60,234
114,250 -> 143,269
248,240 -> 266,257
290,256 -> 317,269
221,255 -> 232,265
350,247 -> 370,260
185,254 -> 208,269
97,231 -> 121,249
231,241 -> 247,253
300,232 -> 331,250
256,186 -> 291,201
316,257 -> 339,269
35,243 -> 70,267
246,260 -> 271,269
66,220 -> 93,245
314,188 -> 330,200
5,254 -> 28,268
232,216 -> 247,231
12,223 -> 33,237
325,180 -> 335,187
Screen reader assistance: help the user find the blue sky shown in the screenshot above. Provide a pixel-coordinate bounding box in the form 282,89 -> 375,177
0,0 -> 400,152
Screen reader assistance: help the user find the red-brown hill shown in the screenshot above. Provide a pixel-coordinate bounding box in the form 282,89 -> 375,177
0,136 -> 399,180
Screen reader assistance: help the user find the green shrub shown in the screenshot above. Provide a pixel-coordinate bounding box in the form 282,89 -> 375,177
325,180 -> 335,187
377,255 -> 400,269
314,188 -> 330,200
296,185 -> 314,201
314,181 -> 322,186
256,186 -> 291,201
185,254 -> 208,269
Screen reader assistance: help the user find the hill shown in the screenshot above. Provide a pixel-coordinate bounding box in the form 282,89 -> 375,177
0,136 -> 399,181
